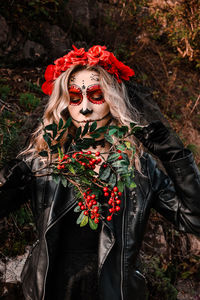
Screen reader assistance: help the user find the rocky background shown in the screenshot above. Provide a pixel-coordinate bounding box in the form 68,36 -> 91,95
0,0 -> 200,299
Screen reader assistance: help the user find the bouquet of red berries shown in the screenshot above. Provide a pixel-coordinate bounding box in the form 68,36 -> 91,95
39,117 -> 139,230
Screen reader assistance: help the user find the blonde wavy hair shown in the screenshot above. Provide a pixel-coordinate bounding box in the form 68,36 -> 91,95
19,65 -> 143,170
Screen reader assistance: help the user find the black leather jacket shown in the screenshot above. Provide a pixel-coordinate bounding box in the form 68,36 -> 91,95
0,150 -> 200,300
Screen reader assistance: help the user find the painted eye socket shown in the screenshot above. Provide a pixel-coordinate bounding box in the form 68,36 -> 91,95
87,85 -> 105,104
69,86 -> 83,105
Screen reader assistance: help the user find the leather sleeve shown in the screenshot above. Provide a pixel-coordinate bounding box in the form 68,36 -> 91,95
0,159 -> 32,219
149,151 -> 200,236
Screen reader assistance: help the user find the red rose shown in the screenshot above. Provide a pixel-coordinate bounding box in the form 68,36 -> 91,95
54,57 -> 65,67
41,80 -> 54,96
118,63 -> 135,81
103,53 -> 135,83
100,60 -> 118,80
53,57 -> 69,72
42,45 -> 135,95
87,45 -> 110,65
44,65 -> 56,81
64,45 -> 88,66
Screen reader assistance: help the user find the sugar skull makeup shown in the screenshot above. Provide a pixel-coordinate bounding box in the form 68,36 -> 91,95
68,69 -> 111,129
68,84 -> 105,106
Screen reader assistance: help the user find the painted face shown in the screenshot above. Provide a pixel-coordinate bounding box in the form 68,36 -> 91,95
68,69 -> 111,129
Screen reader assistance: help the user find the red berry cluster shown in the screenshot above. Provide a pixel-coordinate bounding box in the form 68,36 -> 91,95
117,149 -> 123,160
57,149 -> 124,225
78,189 -> 100,224
103,186 -> 122,221
57,151 -> 102,170
57,154 -> 70,169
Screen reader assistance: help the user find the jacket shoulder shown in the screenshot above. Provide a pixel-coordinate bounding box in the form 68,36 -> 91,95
139,152 -> 158,172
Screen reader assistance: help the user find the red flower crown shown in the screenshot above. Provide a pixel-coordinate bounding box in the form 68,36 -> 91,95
42,45 -> 135,95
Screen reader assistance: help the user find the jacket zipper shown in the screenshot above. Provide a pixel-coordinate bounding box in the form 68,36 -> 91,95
120,188 -> 126,300
28,239 -> 39,258
41,200 -> 76,300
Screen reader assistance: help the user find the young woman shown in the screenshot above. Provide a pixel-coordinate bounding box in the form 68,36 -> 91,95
0,45 -> 200,300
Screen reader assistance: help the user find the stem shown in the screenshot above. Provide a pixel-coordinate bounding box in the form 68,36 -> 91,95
67,177 -> 84,195
34,172 -> 52,177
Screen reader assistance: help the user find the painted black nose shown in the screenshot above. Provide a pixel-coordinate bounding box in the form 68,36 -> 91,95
80,108 -> 93,115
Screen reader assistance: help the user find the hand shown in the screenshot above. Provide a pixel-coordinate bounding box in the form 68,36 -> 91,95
134,121 -> 185,161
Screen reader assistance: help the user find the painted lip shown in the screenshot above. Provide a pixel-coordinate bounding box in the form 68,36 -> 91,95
71,112 -> 111,123
79,120 -> 97,123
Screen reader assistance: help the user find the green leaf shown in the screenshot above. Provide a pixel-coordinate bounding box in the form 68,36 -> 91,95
117,180 -> 124,192
68,182 -> 74,188
95,126 -> 107,134
90,133 -> 101,139
75,126 -> 82,140
74,205 -> 81,212
108,128 -> 118,136
117,167 -> 129,175
82,122 -> 89,137
122,152 -> 130,164
116,144 -> 126,151
58,118 -> 64,130
75,164 -> 84,173
89,188 -> 101,198
130,122 -> 137,128
117,126 -> 128,137
64,117 -> 72,129
52,173 -> 60,184
122,152 -> 130,161
76,211 -> 84,224
52,122 -> 58,139
45,123 -> 57,138
39,150 -> 48,157
68,164 -> 76,174
123,175 -> 132,187
45,124 -> 54,131
80,215 -> 88,227
58,147 -> 64,160
76,137 -> 95,150
90,121 -> 97,132
82,138 -> 95,143
75,143 -> 89,150
61,176 -> 68,187
81,177 -> 92,184
131,125 -> 142,133
111,160 -> 128,168
107,153 -> 120,162
56,129 -> 66,142
108,172 -> 117,188
43,133 -> 52,147
99,167 -> 111,180
125,141 -> 131,149
129,181 -> 137,188
89,218 -> 98,230
85,169 -> 96,178
110,161 -> 122,168
104,134 -> 114,144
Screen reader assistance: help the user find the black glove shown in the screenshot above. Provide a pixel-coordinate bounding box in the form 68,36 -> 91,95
0,159 -> 32,189
134,120 -> 185,161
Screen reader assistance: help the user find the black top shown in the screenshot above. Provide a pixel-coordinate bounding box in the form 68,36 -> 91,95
45,204 -> 102,300
59,207 -> 101,253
